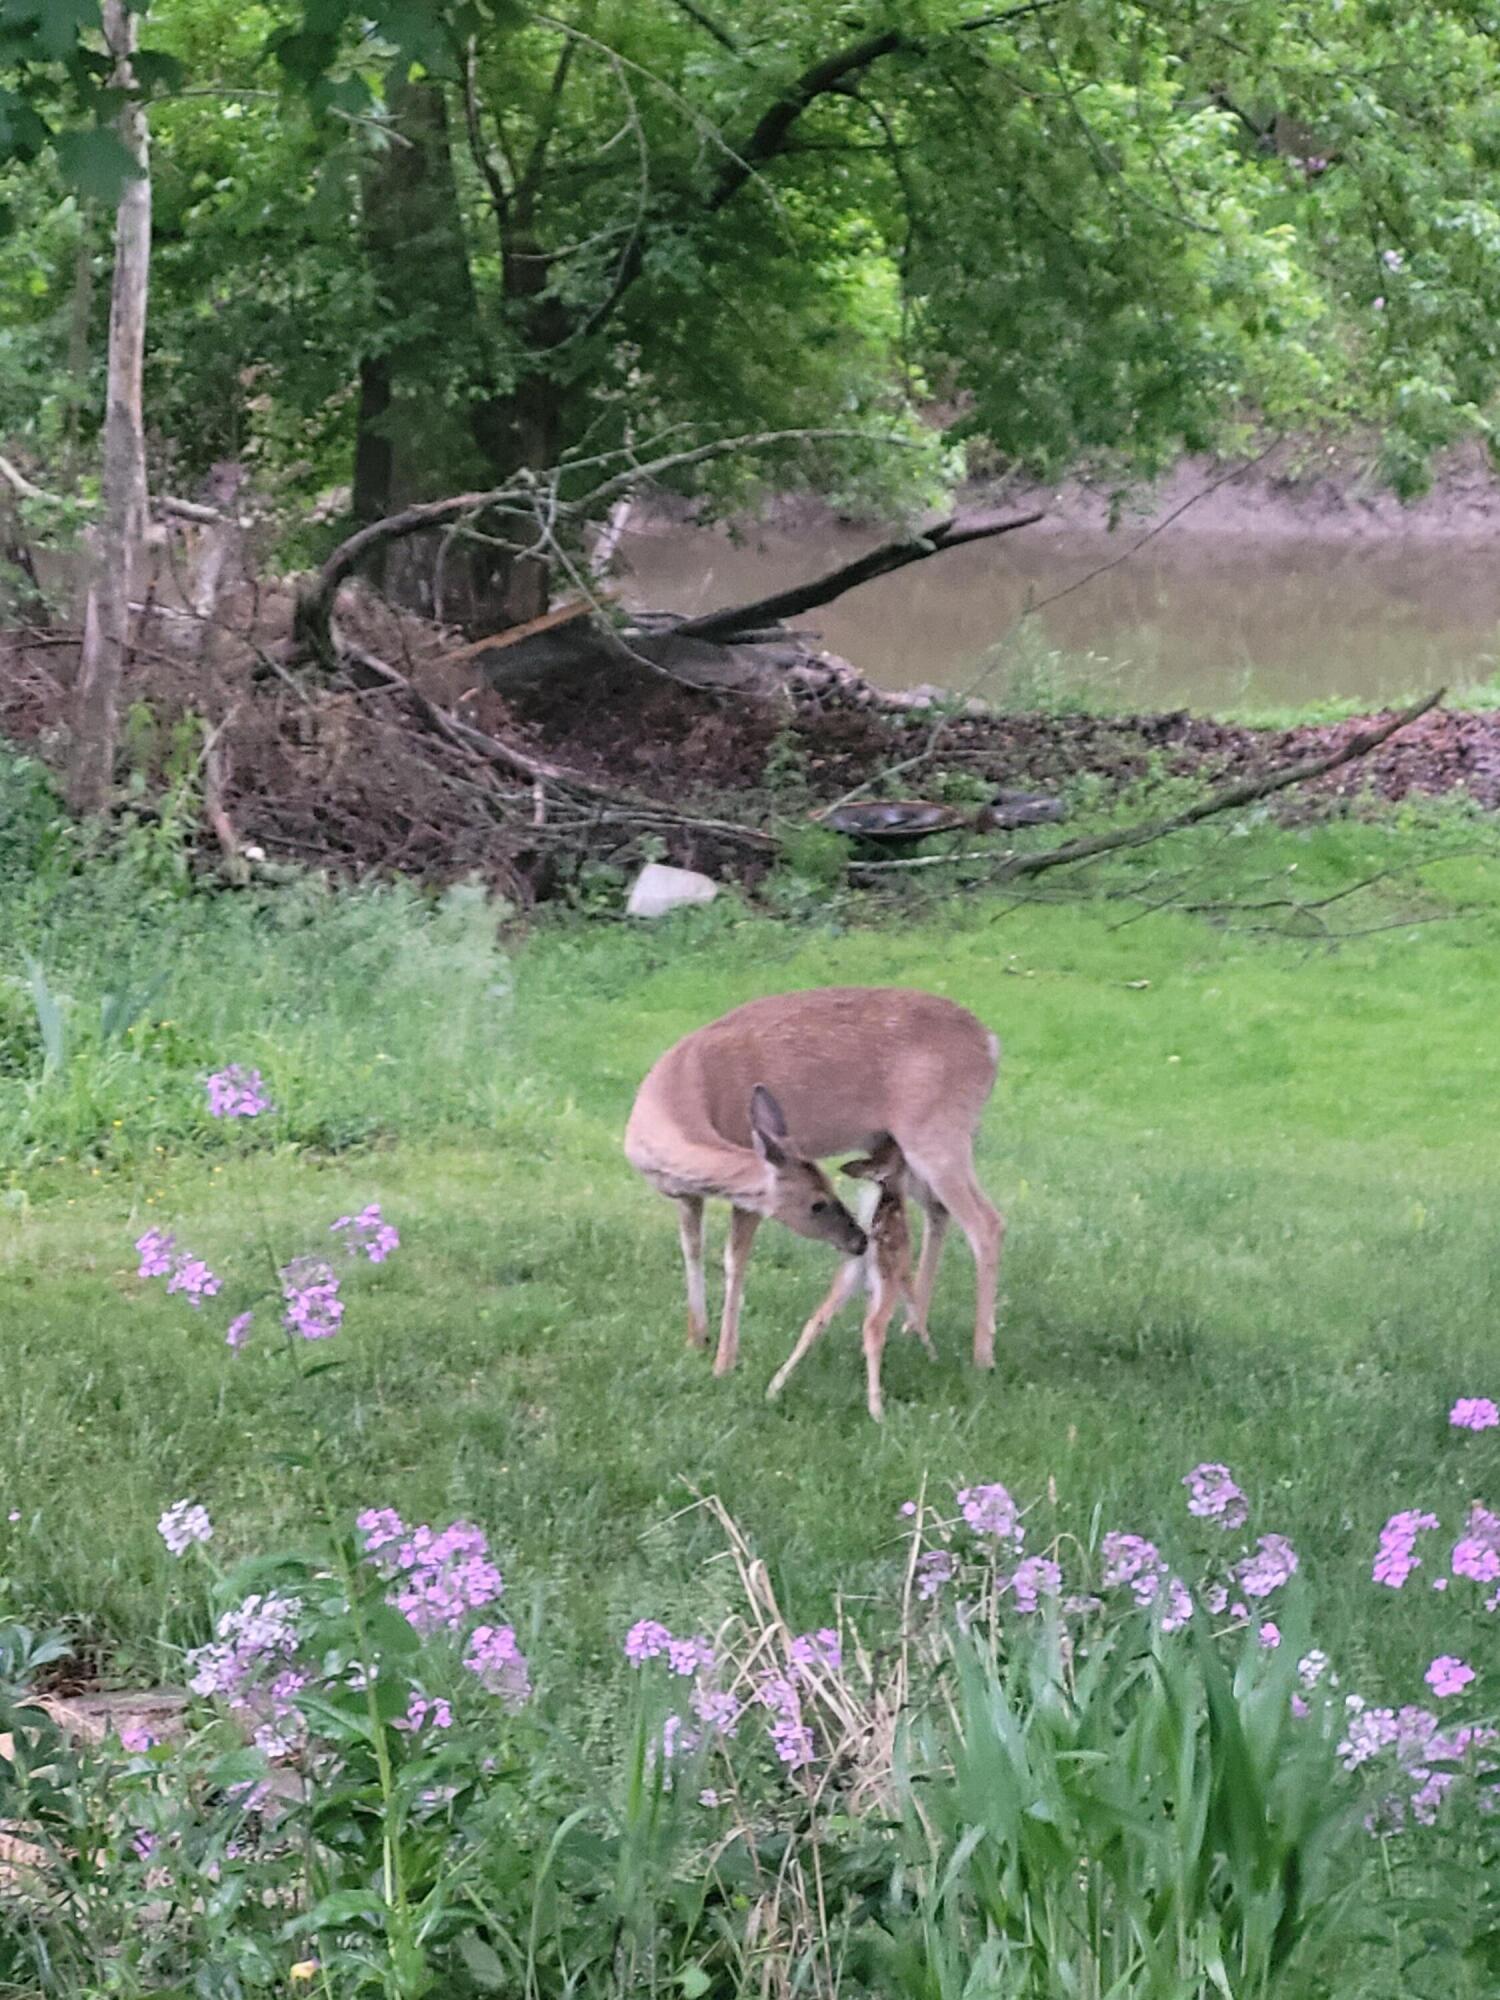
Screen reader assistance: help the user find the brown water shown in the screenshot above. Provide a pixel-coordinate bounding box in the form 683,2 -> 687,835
616,521 -> 1500,711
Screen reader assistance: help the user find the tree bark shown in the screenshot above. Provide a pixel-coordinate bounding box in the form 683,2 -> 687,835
67,0 -> 150,816
355,78 -> 547,628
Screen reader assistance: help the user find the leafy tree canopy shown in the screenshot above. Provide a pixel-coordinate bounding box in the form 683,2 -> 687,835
4,0 -> 1500,523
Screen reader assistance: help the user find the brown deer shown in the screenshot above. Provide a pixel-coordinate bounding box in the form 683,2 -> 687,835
766,1137 -> 934,1421
623,987 -> 1003,1377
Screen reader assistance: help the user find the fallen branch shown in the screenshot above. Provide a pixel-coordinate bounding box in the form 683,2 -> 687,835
292,427 -> 918,664
0,452 -> 229,528
846,690 -> 1443,880
672,512 -> 1044,642
995,689 -> 1443,880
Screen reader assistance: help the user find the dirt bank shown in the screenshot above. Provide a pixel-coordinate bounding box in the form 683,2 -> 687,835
635,436 -> 1500,548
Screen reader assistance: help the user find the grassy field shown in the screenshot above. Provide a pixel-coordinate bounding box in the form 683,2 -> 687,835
4,777 -> 1500,1723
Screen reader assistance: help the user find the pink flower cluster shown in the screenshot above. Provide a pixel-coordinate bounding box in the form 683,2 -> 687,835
1183,1462 -> 1248,1528
357,1510 -> 505,1635
187,1592 -> 301,1710
1451,1397 -> 1500,1432
1372,1510 -> 1440,1590
464,1625 -> 531,1703
158,1498 -> 213,1557
280,1257 -> 344,1341
136,1230 -> 222,1309
331,1204 -> 400,1264
957,1482 -> 1023,1546
205,1066 -> 272,1119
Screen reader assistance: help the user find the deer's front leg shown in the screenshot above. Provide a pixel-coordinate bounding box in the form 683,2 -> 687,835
675,1196 -> 708,1350
714,1206 -> 762,1376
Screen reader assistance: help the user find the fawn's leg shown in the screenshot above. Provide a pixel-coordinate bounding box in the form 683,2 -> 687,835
767,1255 -> 864,1403
714,1206 -> 762,1376
675,1196 -> 708,1350
863,1284 -> 897,1422
899,1272 -> 936,1359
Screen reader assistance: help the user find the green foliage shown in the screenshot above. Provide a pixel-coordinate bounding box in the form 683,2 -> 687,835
10,2 -> 1500,529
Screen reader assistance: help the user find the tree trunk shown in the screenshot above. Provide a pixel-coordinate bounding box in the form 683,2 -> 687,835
354,79 -> 576,630
66,0 -> 149,816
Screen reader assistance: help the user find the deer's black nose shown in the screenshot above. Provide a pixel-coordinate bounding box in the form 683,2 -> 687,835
847,1224 -> 869,1257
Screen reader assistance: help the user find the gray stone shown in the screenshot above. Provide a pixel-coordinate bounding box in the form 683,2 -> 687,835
626,863 -> 720,918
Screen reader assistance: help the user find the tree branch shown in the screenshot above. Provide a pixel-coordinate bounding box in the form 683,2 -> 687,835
708,2 -> 1058,211
671,512 -> 1044,640
994,690 -> 1444,879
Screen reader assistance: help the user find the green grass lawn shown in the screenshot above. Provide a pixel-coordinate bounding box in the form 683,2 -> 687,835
5,810 -> 1500,1715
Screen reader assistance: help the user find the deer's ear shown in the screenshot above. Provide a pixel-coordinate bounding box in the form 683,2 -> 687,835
841,1155 -> 877,1182
749,1084 -> 790,1166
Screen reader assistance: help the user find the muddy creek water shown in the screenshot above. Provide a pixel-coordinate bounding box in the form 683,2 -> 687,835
616,520 -> 1500,711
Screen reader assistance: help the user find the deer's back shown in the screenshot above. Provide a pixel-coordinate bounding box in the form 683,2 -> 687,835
626,986 -> 998,1165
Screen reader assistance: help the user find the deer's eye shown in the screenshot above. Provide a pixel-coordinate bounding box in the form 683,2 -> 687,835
810,1199 -> 829,1216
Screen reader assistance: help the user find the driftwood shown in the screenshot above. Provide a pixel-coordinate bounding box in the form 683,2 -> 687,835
672,512 -> 1045,643
848,689 -> 1444,878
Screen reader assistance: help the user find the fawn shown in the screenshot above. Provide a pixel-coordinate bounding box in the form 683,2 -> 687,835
766,1136 -> 935,1422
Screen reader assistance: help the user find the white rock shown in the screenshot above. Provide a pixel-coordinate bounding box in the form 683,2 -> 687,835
626,863 -> 719,918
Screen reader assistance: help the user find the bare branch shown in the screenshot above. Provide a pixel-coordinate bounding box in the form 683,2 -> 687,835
996,690 -> 1445,880
672,512 -> 1044,641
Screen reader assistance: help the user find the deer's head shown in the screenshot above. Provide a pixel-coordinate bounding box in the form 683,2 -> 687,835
750,1084 -> 868,1256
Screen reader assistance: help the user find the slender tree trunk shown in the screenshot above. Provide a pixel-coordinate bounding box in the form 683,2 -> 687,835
67,0 -> 150,815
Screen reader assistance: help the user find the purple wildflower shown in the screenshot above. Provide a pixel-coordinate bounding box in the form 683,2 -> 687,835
119,1724 -> 158,1753
1100,1533 -> 1164,1605
463,1623 -> 530,1703
372,1519 -> 504,1635
789,1628 -> 842,1675
135,1229 -> 176,1279
1006,1556 -> 1063,1613
957,1482 -> 1023,1547
225,1311 -> 254,1351
1203,1583 -> 1229,1616
1450,1398 -> 1499,1432
1374,1510 -> 1440,1588
205,1066 -> 271,1119
1381,247 -> 1405,272
1259,1621 -> 1281,1649
187,1593 -> 301,1711
1158,1577 -> 1193,1633
1426,1655 -> 1476,1699
331,1204 -> 400,1264
899,1500 -> 917,1518
280,1258 -> 343,1341
624,1620 -> 673,1665
166,1255 -> 222,1308
395,1693 -> 454,1733
1183,1462 -> 1249,1528
1298,1650 -> 1330,1690
756,1674 -> 815,1771
915,1550 -> 956,1600
1453,1504 -> 1500,1590
1238,1535 -> 1299,1599
690,1686 -> 741,1736
667,1635 -> 715,1678
158,1499 -> 212,1557
1339,1701 -> 1400,1770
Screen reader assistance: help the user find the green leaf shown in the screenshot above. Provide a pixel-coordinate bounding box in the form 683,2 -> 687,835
132,48 -> 186,95
456,1932 -> 509,1991
35,0 -> 99,63
677,1969 -> 712,1998
302,1885 -> 386,1930
55,126 -> 143,205
0,88 -> 49,163
364,1605 -> 420,1657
